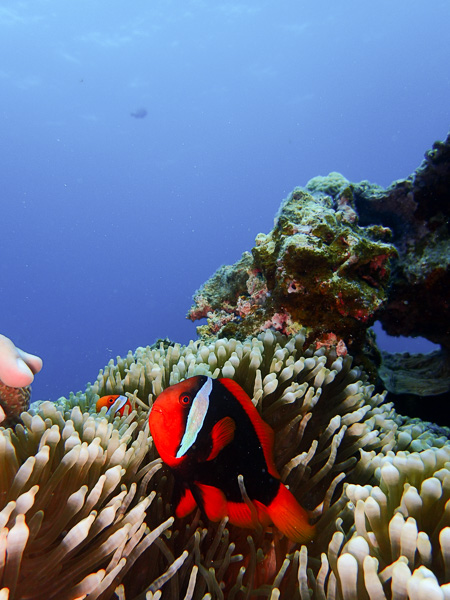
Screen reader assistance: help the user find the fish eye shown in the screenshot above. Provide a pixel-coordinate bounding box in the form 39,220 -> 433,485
179,394 -> 191,406
108,397 -> 115,404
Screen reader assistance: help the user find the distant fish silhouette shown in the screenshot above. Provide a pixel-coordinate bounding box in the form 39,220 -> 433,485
130,107 -> 147,119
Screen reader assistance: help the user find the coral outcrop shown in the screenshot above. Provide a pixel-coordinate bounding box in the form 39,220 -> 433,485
188,182 -> 397,360
188,134 -> 450,400
353,135 -> 450,351
0,381 -> 30,427
2,332 -> 449,599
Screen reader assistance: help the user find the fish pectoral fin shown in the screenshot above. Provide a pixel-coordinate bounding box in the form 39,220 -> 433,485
266,483 -> 315,544
206,416 -> 236,461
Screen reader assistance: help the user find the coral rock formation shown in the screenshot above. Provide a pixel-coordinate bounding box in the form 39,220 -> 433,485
188,182 -> 397,357
188,134 -> 450,400
353,135 -> 450,351
0,381 -> 30,427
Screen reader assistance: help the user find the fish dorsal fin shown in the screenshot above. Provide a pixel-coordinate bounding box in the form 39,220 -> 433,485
219,378 -> 280,479
206,416 -> 236,461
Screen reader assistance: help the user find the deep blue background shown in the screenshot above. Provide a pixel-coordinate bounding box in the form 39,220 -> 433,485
1,1 -> 448,401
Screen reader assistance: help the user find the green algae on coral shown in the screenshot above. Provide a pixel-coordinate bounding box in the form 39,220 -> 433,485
188,135 -> 450,404
188,183 -> 397,355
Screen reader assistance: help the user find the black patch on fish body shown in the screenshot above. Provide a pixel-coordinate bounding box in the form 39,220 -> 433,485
173,376 -> 280,507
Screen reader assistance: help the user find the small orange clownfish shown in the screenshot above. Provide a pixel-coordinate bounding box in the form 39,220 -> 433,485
96,394 -> 132,417
149,376 -> 315,543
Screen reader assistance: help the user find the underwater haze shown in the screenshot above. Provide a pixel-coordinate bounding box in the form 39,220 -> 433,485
1,0 -> 448,401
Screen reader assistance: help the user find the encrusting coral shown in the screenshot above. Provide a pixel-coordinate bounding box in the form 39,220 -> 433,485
187,135 -> 450,407
1,331 -> 449,599
0,381 -> 30,427
351,133 -> 450,352
187,182 -> 397,359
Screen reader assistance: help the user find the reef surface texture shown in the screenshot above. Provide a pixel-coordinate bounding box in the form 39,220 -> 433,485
0,381 -> 30,427
353,135 -> 450,351
188,179 -> 397,357
188,134 -> 450,400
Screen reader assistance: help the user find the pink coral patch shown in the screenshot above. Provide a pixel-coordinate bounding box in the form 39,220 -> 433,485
314,333 -> 348,356
263,312 -> 291,333
188,295 -> 212,321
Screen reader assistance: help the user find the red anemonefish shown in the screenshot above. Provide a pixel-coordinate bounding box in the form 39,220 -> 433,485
96,394 -> 132,417
149,376 -> 315,543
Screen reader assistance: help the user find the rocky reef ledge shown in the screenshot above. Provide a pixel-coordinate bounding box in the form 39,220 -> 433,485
188,134 -> 450,418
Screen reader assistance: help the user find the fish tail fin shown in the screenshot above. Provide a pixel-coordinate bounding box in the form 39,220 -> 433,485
266,483 -> 315,544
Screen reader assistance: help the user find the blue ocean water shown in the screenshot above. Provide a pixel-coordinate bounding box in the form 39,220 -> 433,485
1,0 -> 448,401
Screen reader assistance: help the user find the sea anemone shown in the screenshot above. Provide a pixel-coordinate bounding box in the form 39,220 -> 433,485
0,400 -> 171,599
1,331 -> 449,599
